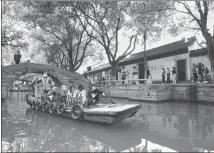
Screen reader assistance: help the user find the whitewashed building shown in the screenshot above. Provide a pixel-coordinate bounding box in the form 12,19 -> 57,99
85,37 -> 211,84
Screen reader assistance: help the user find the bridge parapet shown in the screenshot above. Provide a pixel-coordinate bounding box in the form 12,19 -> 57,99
1,63 -> 89,100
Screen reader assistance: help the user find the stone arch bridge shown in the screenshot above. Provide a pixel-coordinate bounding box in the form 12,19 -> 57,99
2,63 -> 89,99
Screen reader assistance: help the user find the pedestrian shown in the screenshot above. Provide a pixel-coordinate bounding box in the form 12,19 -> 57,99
198,63 -> 203,83
166,68 -> 170,83
14,51 -> 21,64
161,68 -> 166,84
121,72 -> 126,84
203,67 -> 209,83
192,63 -> 198,83
172,67 -> 177,84
147,67 -> 152,84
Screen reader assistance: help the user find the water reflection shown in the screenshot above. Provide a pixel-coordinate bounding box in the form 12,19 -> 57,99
1,93 -> 214,152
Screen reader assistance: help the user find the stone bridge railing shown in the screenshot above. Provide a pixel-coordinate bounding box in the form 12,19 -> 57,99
1,63 -> 89,100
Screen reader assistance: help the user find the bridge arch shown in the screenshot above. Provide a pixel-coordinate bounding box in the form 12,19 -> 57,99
2,63 -> 89,99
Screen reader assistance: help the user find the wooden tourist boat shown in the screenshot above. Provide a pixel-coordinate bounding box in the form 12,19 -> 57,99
25,94 -> 141,126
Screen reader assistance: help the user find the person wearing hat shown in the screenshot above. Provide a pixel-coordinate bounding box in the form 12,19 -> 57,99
88,83 -> 106,105
40,72 -> 54,95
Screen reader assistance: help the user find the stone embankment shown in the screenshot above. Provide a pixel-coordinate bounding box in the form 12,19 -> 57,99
99,84 -> 214,103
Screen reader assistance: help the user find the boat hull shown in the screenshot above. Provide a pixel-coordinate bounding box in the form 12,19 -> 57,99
26,94 -> 141,126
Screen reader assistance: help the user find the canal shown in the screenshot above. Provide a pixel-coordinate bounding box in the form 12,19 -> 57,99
2,92 -> 214,152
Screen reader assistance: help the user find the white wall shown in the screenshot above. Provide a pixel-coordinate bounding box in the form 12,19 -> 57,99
148,53 -> 191,81
118,64 -> 139,81
87,53 -> 208,83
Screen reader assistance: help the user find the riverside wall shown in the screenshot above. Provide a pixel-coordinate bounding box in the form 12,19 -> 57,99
99,84 -> 214,103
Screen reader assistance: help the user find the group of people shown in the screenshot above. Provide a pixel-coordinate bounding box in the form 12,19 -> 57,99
161,67 -> 177,84
32,72 -> 105,107
192,63 -> 209,83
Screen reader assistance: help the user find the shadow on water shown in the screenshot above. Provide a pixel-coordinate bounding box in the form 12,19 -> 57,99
2,92 -> 214,152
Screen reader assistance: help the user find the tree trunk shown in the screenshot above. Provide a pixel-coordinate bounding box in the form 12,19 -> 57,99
111,62 -> 117,80
143,31 -> 147,81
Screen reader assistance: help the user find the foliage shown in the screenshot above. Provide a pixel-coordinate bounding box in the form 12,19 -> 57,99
1,1 -> 29,65
127,1 -> 175,44
74,1 -> 138,79
22,1 -> 95,72
126,1 -> 174,78
168,1 -> 214,81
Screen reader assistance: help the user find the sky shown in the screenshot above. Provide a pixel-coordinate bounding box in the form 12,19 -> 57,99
1,1 -> 214,74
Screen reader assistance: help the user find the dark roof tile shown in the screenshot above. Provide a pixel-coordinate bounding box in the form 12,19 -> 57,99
121,37 -> 195,63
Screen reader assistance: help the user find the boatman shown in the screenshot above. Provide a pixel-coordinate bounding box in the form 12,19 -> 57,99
35,72 -> 54,95
41,72 -> 54,94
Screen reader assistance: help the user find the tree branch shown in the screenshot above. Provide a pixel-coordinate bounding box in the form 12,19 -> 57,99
177,1 -> 202,27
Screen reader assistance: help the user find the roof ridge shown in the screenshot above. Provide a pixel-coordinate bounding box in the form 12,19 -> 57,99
132,36 -> 195,56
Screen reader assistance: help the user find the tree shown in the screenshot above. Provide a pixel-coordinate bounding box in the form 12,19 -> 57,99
127,1 -> 174,79
22,1 -> 94,72
2,1 -> 28,65
169,1 -> 214,82
74,1 -> 138,80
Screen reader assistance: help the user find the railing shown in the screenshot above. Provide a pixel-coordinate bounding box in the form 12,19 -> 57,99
95,79 -> 148,86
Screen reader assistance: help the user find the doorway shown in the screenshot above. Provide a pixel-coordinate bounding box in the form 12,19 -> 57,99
138,63 -> 145,84
177,59 -> 187,82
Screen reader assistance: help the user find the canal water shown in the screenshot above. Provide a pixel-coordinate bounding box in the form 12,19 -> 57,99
2,92 -> 214,152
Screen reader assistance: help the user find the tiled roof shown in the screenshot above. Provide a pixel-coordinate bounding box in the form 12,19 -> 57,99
87,37 -> 196,73
121,37 -> 195,63
88,63 -> 111,73
189,48 -> 207,57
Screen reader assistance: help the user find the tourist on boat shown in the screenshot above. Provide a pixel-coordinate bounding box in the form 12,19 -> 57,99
67,84 -> 78,100
60,85 -> 68,95
47,85 -> 60,102
88,83 -> 106,104
77,85 -> 87,104
60,85 -> 68,103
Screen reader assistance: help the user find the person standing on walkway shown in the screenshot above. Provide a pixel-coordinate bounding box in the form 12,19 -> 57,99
192,64 -> 198,83
166,68 -> 171,83
121,72 -> 126,84
198,63 -> 203,83
14,51 -> 21,64
203,66 -> 209,83
161,68 -> 166,84
147,67 -> 152,84
172,67 -> 177,84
